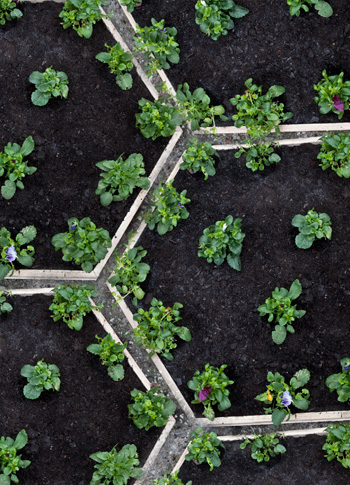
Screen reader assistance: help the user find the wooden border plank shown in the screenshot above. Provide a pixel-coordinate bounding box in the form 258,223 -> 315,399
198,123 -> 350,135
213,136 -> 322,150
6,269 -> 97,280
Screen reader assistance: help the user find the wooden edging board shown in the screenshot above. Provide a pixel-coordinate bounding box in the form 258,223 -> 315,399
197,122 -> 350,135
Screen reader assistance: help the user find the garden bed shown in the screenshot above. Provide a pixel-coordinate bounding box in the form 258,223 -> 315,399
177,434 -> 350,484
132,0 -> 350,125
0,2 -> 167,270
1,294 -> 161,484
134,143 -> 350,418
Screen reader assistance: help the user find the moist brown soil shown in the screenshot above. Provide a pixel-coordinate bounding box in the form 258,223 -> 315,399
137,145 -> 350,418
178,435 -> 350,485
132,0 -> 350,124
0,3 -> 167,270
1,295 -> 161,485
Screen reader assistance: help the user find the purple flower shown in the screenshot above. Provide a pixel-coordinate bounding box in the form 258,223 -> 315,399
198,386 -> 211,402
344,362 -> 350,371
70,222 -> 77,230
178,202 -> 184,209
5,246 -> 17,263
333,95 -> 344,112
159,28 -> 166,33
281,390 -> 292,407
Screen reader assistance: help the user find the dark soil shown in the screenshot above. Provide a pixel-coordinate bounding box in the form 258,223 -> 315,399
132,0 -> 350,124
0,3 -> 167,270
178,435 -> 350,485
137,145 -> 350,418
0,295 -> 161,484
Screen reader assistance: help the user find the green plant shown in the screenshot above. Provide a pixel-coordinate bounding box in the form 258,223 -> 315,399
325,358 -> 350,402
20,359 -> 61,400
188,363 -> 234,421
176,83 -> 227,132
230,78 -> 293,138
195,0 -> 249,40
96,42 -> 133,90
323,424 -> 350,468
235,141 -> 281,172
0,136 -> 36,200
128,386 -> 176,430
51,217 -> 112,272
108,246 -> 150,306
0,226 -> 36,280
120,0 -> 141,13
29,67 -> 69,106
134,18 -> 180,74
255,369 -> 311,426
59,0 -> 109,39
0,289 -> 13,315
314,70 -> 350,119
291,208 -> 332,249
135,97 -> 183,140
240,433 -> 286,462
144,180 -> 190,235
317,132 -> 350,178
287,0 -> 333,17
87,333 -> 127,381
258,279 -> 306,345
49,284 -> 102,331
185,428 -> 224,471
0,429 -> 30,484
90,443 -> 143,484
133,298 -> 191,360
198,215 -> 245,270
95,154 -> 150,206
180,138 -> 219,180
153,471 -> 192,485
0,0 -> 22,25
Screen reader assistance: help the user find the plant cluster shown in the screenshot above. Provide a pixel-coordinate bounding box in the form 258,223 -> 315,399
109,246 -> 150,306
188,363 -> 233,420
287,0 -> 333,17
258,279 -> 306,345
326,358 -> 350,402
51,217 -> 112,272
0,429 -> 30,484
323,424 -> 350,468
90,443 -> 143,484
185,428 -> 224,471
0,0 -> 22,25
176,83 -> 227,131
230,78 -> 293,138
255,369 -> 311,426
198,215 -> 245,270
95,153 -> 150,206
144,180 -> 190,235
120,0 -> 141,13
134,18 -> 180,74
180,138 -> 218,180
87,333 -> 127,381
128,386 -> 176,430
49,284 -> 102,331
153,471 -> 192,485
235,141 -> 281,172
0,136 -> 36,200
59,0 -> 109,39
133,298 -> 191,360
240,433 -> 286,462
0,225 -> 36,280
29,67 -> 69,106
96,42 -> 134,90
194,0 -> 249,40
20,359 -> 61,400
0,290 -> 13,315
317,132 -> 350,178
135,97 -> 183,140
291,208 -> 332,249
314,70 -> 350,119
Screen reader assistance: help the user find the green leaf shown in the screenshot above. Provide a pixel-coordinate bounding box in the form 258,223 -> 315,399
292,396 -> 309,410
0,265 -> 10,280
1,181 -> 16,200
227,253 -> 241,271
117,73 -> 133,91
288,279 -> 302,300
16,254 -> 34,267
100,192 -> 113,206
20,225 -> 37,243
86,344 -> 102,355
315,1 -> 333,17
272,408 -> 286,426
21,136 -> 35,156
14,429 -> 28,450
291,368 -> 310,388
31,90 -> 49,106
295,233 -> 314,249
95,52 -> 111,63
176,326 -> 192,342
80,23 -> 93,39
0,475 -> 11,485
28,71 -> 43,84
267,85 -> 285,98
108,364 -> 125,381
272,324 -> 287,345
23,383 -> 42,400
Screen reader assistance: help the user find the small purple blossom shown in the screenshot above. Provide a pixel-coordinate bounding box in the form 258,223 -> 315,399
198,386 -> 211,402
5,246 -> 17,263
160,326 -> 164,331
281,390 -> 292,407
177,202 -> 184,209
159,28 -> 166,33
70,222 -> 77,230
344,362 -> 350,371
333,94 -> 344,112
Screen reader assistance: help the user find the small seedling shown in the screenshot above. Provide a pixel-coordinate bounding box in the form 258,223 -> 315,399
96,42 -> 133,90
326,358 -> 350,402
195,0 -> 249,40
185,428 -> 225,471
135,98 -> 183,140
323,424 -> 350,468
21,359 -> 61,399
292,208 -> 332,249
287,0 -> 333,17
153,471 -> 192,485
235,141 -> 281,172
314,70 -> 350,119
317,132 -> 350,178
0,225 -> 36,280
87,334 -> 127,381
59,0 -> 109,39
240,433 -> 286,462
128,387 -> 176,430
0,429 -> 30,483
180,138 -> 219,179
29,67 -> 68,106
